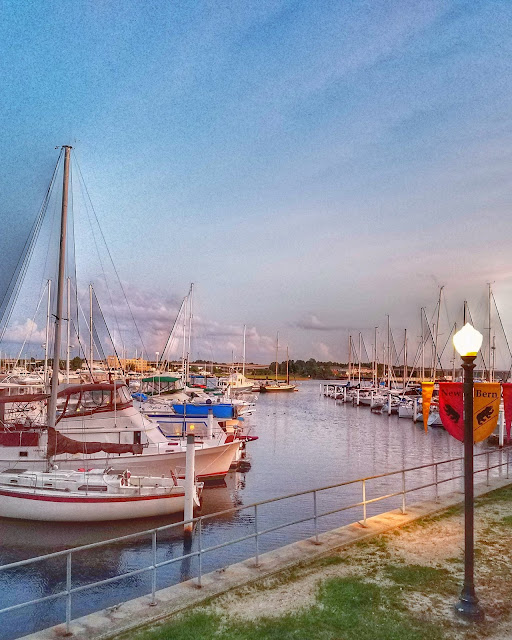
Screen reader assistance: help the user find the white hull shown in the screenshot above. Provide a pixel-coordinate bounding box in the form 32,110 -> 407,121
0,440 -> 242,482
0,488 -> 188,521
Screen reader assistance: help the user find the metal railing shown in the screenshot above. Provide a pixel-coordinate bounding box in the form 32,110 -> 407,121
1,446 -> 510,637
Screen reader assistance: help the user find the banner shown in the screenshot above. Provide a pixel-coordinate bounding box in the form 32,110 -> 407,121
439,382 -> 501,443
438,383 -> 464,442
502,383 -> 512,443
473,383 -> 500,443
421,382 -> 435,432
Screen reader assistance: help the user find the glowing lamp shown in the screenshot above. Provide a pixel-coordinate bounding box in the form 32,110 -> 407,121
189,424 -> 195,430
453,323 -> 483,357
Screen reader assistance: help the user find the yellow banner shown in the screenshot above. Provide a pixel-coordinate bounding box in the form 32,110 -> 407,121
422,382 -> 435,432
473,383 -> 500,443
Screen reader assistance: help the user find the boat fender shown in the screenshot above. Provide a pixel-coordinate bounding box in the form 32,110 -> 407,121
170,469 -> 178,486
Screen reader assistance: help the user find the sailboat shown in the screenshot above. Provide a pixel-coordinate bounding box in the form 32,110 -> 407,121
260,337 -> 296,393
0,147 -> 242,486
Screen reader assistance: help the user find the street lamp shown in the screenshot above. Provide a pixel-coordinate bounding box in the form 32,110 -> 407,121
453,322 -> 484,621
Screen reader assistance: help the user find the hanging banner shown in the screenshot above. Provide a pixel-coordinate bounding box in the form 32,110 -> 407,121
473,383 -> 500,443
502,383 -> 512,443
422,382 -> 435,432
438,382 -> 464,442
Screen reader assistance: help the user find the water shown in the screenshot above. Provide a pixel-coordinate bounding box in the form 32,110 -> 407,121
0,380 -> 492,639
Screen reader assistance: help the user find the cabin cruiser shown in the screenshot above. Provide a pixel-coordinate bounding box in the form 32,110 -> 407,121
0,382 -> 243,483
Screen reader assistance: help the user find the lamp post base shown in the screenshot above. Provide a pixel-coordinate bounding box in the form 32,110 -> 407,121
454,589 -> 484,622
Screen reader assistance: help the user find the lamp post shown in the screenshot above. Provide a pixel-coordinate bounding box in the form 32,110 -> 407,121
453,323 -> 484,621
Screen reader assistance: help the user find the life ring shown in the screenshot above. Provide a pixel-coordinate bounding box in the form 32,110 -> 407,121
121,470 -> 131,486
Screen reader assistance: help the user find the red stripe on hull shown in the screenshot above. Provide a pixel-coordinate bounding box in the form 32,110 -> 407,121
0,489 -> 185,503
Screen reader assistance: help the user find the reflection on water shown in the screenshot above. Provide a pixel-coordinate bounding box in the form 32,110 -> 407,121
1,380 -> 484,639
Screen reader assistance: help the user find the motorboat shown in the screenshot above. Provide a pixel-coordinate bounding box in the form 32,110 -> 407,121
0,382 -> 244,483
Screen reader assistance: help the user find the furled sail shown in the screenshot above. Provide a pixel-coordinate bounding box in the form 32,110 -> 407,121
46,426 -> 143,458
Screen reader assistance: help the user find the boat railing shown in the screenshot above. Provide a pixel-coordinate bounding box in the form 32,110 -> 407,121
1,446 -> 511,637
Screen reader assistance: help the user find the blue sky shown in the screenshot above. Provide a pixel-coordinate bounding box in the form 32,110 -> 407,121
1,1 -> 512,368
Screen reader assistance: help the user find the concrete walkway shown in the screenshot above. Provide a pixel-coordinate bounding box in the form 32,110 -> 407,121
20,475 -> 512,640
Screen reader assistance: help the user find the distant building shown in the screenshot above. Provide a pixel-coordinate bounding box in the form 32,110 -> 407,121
106,356 -> 148,372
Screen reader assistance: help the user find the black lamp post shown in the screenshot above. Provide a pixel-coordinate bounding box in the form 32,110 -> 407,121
453,324 -> 484,621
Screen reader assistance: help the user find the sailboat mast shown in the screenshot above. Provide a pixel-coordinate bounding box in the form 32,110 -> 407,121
66,277 -> 70,383
89,283 -> 94,379
47,146 -> 71,433
432,286 -> 443,382
488,283 -> 492,382
186,283 -> 194,384
275,332 -> 279,381
403,329 -> 407,391
386,315 -> 390,390
44,279 -> 51,391
348,335 -> 352,383
242,324 -> 246,378
286,346 -> 289,384
373,327 -> 378,387
420,308 -> 425,381
358,332 -> 362,385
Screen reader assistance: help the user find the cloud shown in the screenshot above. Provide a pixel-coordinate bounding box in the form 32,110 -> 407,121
315,342 -> 334,361
293,315 -> 343,331
3,319 -> 46,345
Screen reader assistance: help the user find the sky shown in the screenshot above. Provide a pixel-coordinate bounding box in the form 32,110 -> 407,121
1,0 -> 512,370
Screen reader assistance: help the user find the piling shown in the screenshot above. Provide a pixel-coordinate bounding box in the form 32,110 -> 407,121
499,409 -> 505,448
387,392 -> 392,416
184,433 -> 195,535
207,408 -> 214,439
413,397 -> 418,422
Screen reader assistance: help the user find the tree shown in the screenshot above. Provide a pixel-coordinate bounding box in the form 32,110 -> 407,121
70,356 -> 83,371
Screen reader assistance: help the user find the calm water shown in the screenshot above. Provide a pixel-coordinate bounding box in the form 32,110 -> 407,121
0,380 -> 493,639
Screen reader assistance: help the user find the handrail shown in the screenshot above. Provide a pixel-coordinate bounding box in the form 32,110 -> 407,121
1,445 -> 510,637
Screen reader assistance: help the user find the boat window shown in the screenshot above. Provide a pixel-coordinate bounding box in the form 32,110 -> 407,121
77,485 -> 108,492
116,386 -> 131,404
82,390 -> 109,408
18,451 -> 28,457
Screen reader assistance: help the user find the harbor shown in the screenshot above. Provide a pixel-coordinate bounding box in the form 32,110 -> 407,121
1,379 -> 503,640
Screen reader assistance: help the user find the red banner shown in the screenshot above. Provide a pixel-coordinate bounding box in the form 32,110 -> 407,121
502,383 -> 512,443
438,383 -> 464,442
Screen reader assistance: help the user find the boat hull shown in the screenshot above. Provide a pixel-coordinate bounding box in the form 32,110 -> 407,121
259,384 -> 296,393
0,440 -> 242,483
0,487 -> 188,521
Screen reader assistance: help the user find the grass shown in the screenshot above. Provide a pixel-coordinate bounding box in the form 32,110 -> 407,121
383,564 -> 457,596
126,577 -> 448,640
501,515 -> 512,527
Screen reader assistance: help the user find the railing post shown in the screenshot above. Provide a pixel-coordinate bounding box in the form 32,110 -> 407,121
401,471 -> 406,514
313,490 -> 319,544
197,518 -> 203,587
254,504 -> 259,567
362,479 -> 367,526
435,464 -> 439,503
150,530 -> 157,606
486,451 -> 490,486
65,552 -> 72,635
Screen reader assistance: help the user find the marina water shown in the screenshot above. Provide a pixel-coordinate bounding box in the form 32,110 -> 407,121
0,380 -> 468,639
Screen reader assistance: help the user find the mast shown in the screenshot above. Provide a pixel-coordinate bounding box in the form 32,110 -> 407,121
43,279 -> 51,391
348,334 -> 352,383
242,324 -> 246,378
66,277 -> 70,383
373,327 -> 378,387
386,315 -> 390,390
358,332 -> 362,385
89,283 -> 94,379
286,346 -> 289,385
432,286 -> 443,382
275,332 -> 279,382
452,322 -> 457,381
403,329 -> 407,391
420,308 -> 425,381
186,283 -> 194,384
47,145 -> 71,434
488,283 -> 492,382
